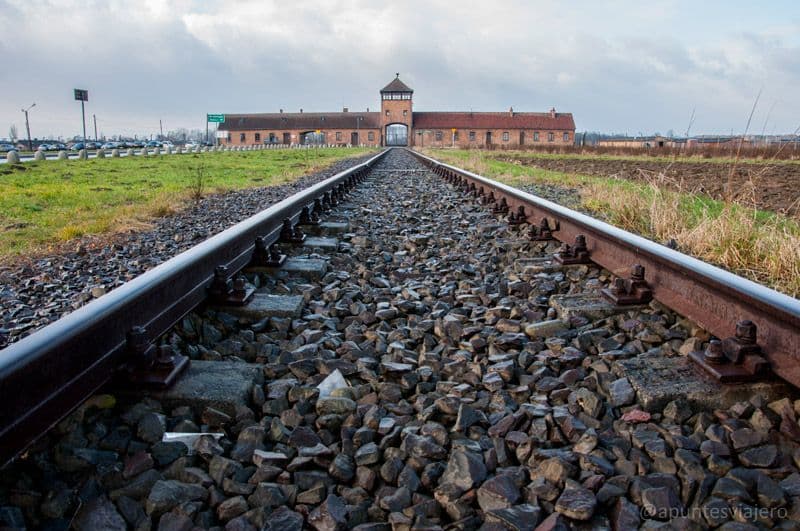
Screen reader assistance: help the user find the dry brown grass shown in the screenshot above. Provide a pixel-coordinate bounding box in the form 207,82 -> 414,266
582,182 -> 800,296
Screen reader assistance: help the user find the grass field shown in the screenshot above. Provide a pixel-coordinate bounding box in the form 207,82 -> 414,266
0,148 -> 375,260
424,149 -> 800,297
484,148 -> 800,165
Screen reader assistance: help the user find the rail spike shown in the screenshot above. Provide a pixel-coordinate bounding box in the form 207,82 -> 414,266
492,197 -> 510,215
124,326 -> 189,387
554,234 -> 592,265
529,217 -> 558,241
689,320 -> 770,382
508,205 -> 527,226
209,265 -> 255,305
298,205 -> 320,226
280,218 -> 306,244
601,264 -> 653,305
251,236 -> 286,267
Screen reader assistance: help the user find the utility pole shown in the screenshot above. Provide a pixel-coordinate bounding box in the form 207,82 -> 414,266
159,119 -> 163,140
93,114 -> 98,141
22,103 -> 35,151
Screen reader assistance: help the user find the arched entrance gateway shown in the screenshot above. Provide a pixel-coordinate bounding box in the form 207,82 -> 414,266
385,124 -> 408,146
301,131 -> 325,145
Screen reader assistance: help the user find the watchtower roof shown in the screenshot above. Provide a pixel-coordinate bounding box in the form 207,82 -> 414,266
380,73 -> 413,93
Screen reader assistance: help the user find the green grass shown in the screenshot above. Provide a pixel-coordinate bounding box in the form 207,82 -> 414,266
0,148 -> 376,260
425,149 -> 800,296
471,148 -> 800,166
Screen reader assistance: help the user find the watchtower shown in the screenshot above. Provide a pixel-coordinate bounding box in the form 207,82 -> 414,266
380,73 -> 413,146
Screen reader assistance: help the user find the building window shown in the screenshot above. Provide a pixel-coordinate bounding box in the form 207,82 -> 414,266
548,132 -> 554,142
269,133 -> 277,143
368,131 -> 375,141
254,133 -> 261,142
454,132 -> 459,141
502,132 -> 509,142
403,110 -> 407,116
469,131 -> 476,141
563,132 -> 569,142
227,133 -> 231,141
336,132 -> 342,141
240,133 -> 246,142
435,131 -> 443,141
534,131 -> 540,141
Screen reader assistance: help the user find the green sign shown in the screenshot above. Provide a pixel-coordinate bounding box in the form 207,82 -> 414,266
207,114 -> 225,123
74,89 -> 88,102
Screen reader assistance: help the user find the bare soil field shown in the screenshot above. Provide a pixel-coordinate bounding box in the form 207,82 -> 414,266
498,156 -> 800,218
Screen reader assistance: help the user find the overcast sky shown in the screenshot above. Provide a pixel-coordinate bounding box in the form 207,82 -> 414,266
1,0 -> 799,139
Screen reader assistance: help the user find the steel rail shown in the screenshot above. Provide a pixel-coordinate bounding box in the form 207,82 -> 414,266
0,149 -> 389,467
409,149 -> 800,387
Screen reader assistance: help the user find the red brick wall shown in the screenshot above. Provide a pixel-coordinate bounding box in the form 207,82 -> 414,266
221,128 -> 382,147
414,128 -> 573,148
381,97 -> 413,146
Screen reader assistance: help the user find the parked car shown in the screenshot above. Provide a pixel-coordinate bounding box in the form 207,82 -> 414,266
145,140 -> 162,148
161,141 -> 174,149
185,140 -> 199,148
0,143 -> 18,153
70,142 -> 85,151
84,142 -> 101,149
101,142 -> 119,150
53,143 -> 67,151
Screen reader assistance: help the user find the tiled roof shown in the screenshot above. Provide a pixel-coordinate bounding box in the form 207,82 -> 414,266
380,75 -> 413,93
413,112 -> 575,130
218,112 -> 380,131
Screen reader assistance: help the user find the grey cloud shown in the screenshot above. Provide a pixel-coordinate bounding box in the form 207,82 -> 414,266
1,0 -> 798,139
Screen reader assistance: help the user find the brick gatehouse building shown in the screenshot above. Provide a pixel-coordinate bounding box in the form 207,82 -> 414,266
218,74 -> 575,148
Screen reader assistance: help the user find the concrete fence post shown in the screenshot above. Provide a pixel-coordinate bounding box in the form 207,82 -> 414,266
111,149 -> 120,157
126,148 -> 134,157
33,150 -> 46,161
57,151 -> 68,161
78,149 -> 88,160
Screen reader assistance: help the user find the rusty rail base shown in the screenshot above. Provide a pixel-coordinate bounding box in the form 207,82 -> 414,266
0,149 -> 389,468
409,148 -> 800,388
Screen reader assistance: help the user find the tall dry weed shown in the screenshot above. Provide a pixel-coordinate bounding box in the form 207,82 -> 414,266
582,178 -> 800,297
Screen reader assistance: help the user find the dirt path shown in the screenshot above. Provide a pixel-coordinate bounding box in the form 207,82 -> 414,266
499,156 -> 800,218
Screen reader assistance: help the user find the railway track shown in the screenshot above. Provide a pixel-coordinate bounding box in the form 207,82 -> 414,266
1,148 -> 800,529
